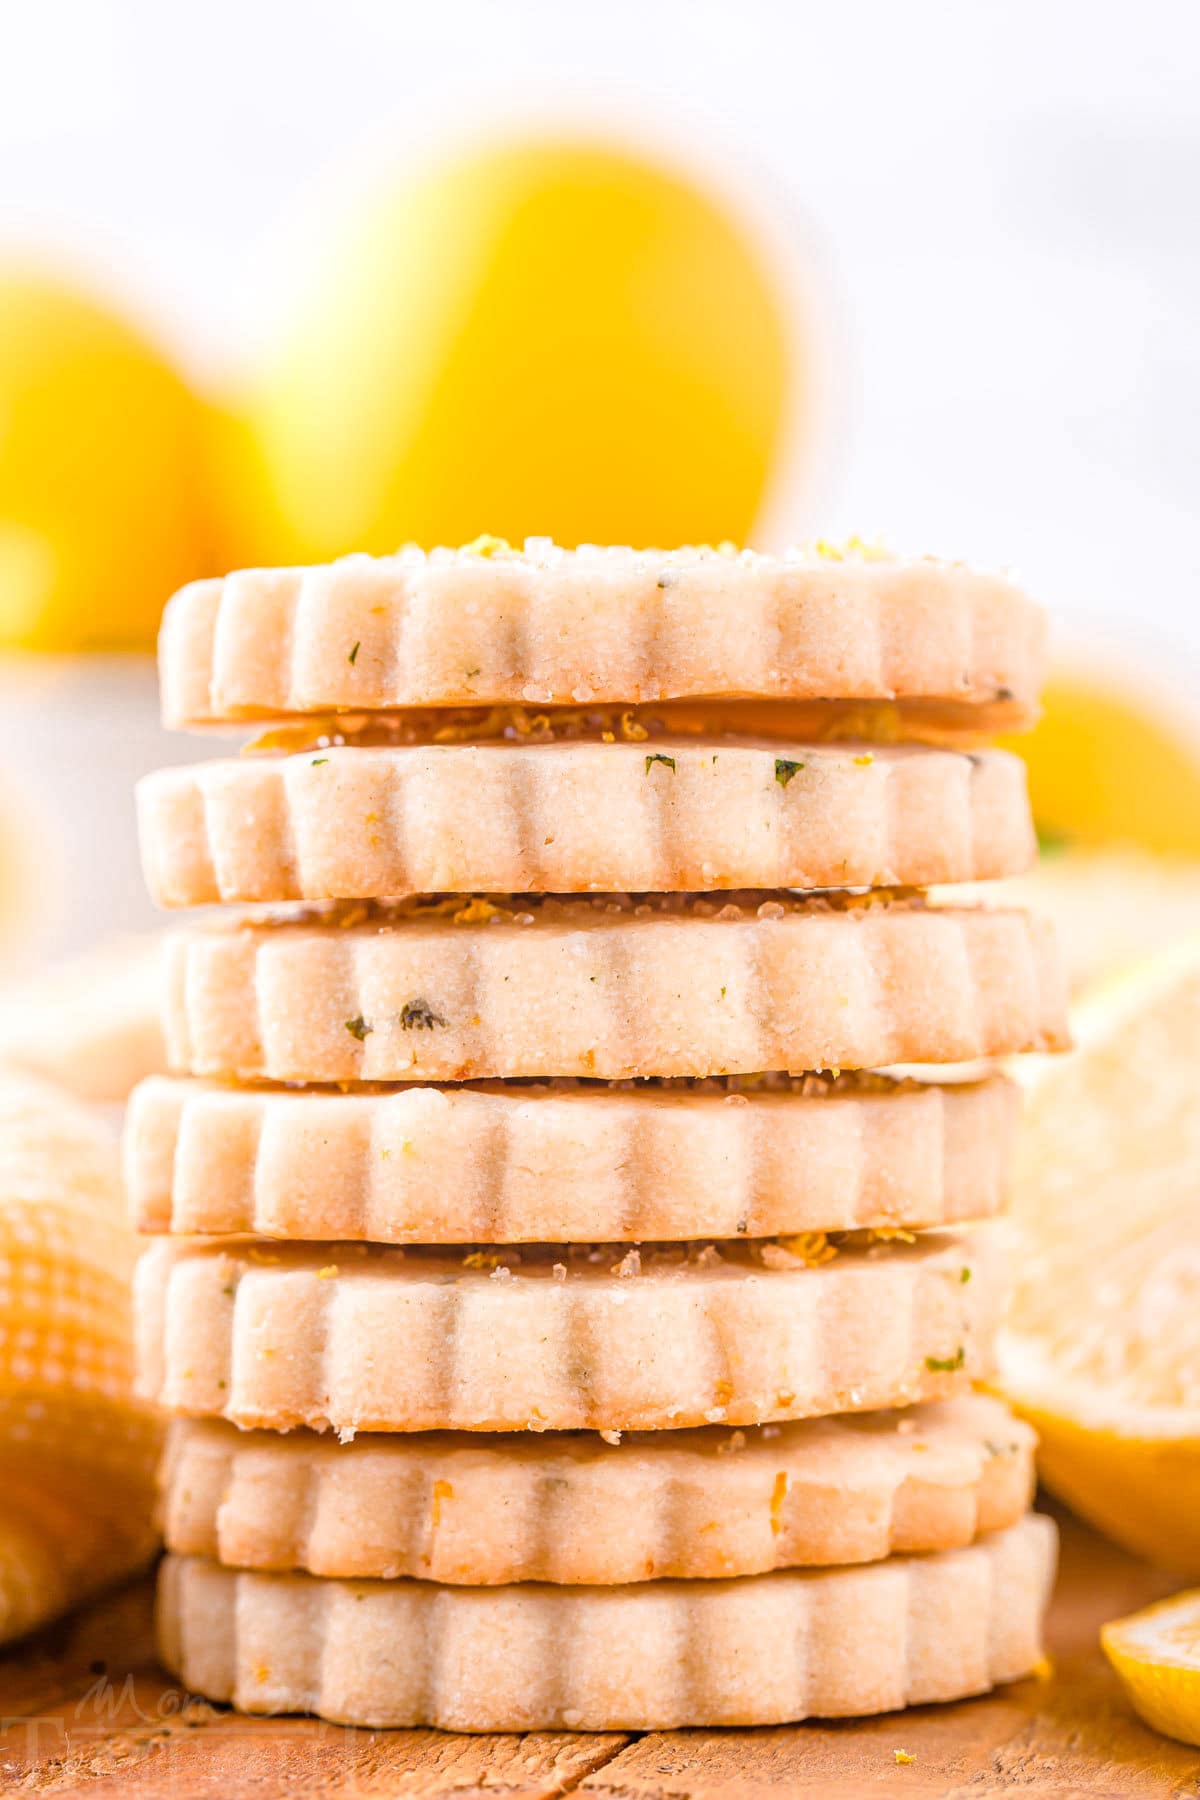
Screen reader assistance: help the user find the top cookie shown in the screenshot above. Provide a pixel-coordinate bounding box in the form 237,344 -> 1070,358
159,541 -> 1045,728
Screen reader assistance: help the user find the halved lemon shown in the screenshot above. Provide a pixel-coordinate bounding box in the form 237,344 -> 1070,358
1102,1590 -> 1200,1745
996,935 -> 1200,1572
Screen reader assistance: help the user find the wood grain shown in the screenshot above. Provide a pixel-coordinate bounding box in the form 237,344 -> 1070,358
1,1507 -> 1198,1797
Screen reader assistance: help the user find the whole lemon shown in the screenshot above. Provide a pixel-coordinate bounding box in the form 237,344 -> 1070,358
1006,673 -> 1200,855
0,273 -> 212,650
236,140 -> 795,559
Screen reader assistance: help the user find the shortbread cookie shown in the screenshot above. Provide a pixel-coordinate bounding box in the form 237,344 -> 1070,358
159,543 -> 1045,727
133,1231 -> 1003,1435
158,1394 -> 1036,1582
137,742 -> 1034,905
127,1071 -> 1017,1243
157,1512 -> 1057,1730
162,893 -> 1069,1083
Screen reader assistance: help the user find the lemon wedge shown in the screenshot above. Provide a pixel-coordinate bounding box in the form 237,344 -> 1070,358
1102,1591 -> 1200,1745
996,935 -> 1200,1572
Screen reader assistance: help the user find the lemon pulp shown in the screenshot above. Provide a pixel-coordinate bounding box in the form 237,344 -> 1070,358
998,937 -> 1200,1571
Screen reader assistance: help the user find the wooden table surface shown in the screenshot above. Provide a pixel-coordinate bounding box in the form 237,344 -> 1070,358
2,1505 -> 1198,1798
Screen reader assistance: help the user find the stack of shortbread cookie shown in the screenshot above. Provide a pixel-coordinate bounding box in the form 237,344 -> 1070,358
129,541 -> 1068,1731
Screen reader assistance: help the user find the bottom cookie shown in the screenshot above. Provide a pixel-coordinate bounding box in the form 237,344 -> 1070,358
158,1513 -> 1056,1730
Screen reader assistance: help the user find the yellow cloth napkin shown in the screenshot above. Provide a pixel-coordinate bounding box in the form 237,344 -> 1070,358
0,1067 -> 159,1642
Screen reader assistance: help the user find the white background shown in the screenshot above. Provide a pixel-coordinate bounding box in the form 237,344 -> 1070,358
1,0 -> 1198,952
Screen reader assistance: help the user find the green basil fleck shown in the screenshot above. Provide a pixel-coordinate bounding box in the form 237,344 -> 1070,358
400,998 -> 448,1030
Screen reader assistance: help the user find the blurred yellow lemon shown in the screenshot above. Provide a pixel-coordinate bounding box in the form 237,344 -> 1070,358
1103,1590 -> 1200,1746
234,140 -> 795,560
0,272 -> 211,650
997,936 -> 1200,1573
1006,674 -> 1200,855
